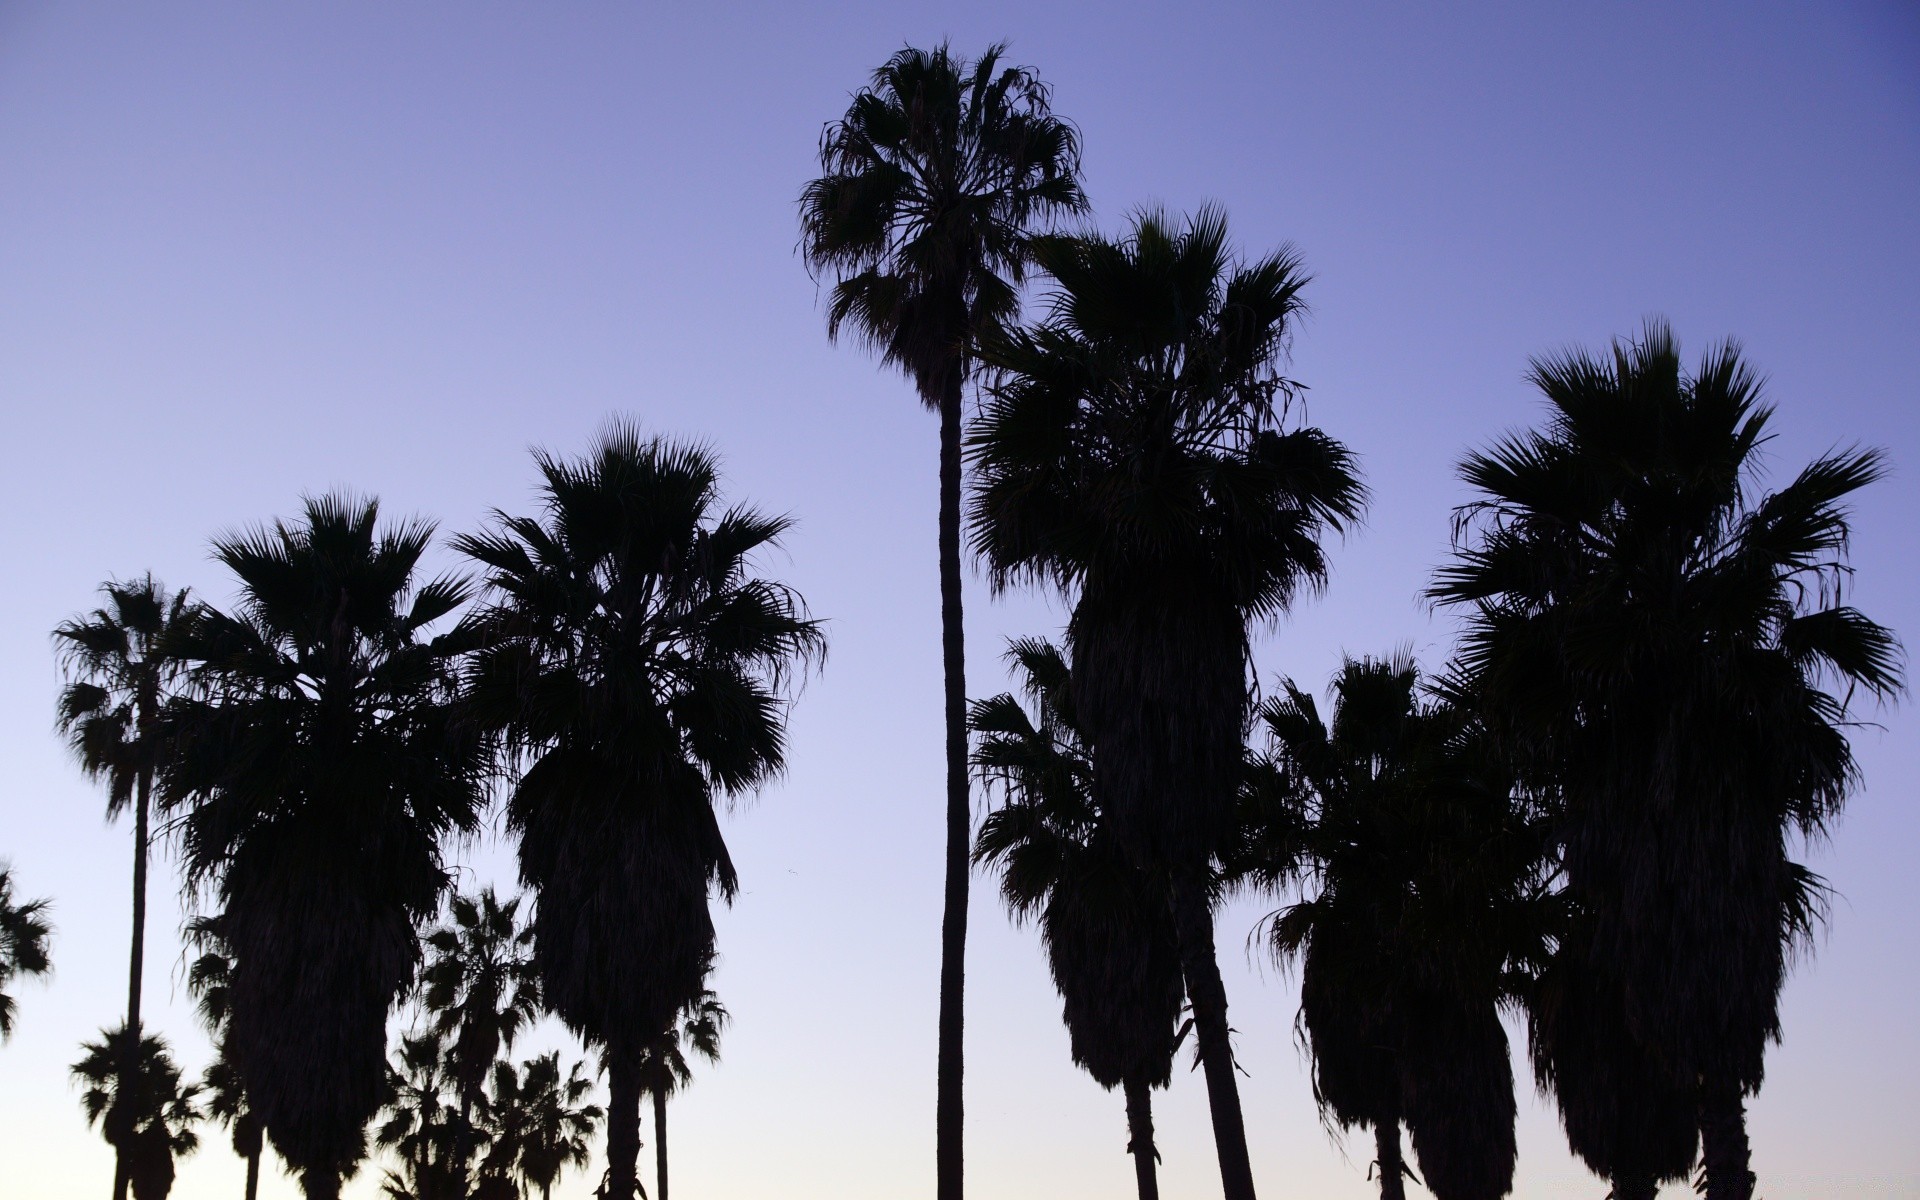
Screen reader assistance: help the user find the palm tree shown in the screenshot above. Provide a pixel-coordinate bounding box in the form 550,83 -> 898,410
185,915 -> 265,1200
161,495 -> 491,1200
971,637 -> 1184,1200
72,1024 -> 202,1200
969,208 -> 1365,1200
55,574 -> 197,1200
1431,322 -> 1904,1200
457,426 -> 823,1200
1250,656 -> 1545,1200
636,987 -> 728,1200
486,1052 -> 601,1200
801,46 -> 1085,1198
420,886 -> 541,1192
374,1030 -> 469,1200
0,864 -> 52,1041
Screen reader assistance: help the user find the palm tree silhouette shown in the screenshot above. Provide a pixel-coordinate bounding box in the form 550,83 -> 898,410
636,987 -> 727,1200
1431,322 -> 1904,1200
1250,656 -> 1545,1200
72,1023 -> 202,1200
374,1029 -> 469,1200
970,208 -> 1365,1200
0,864 -> 52,1041
457,426 -> 823,1200
184,915 -> 265,1200
55,574 -> 197,1200
485,1052 -> 602,1200
971,638 -> 1184,1200
801,45 -> 1084,1197
420,886 -> 541,1193
162,495 -> 491,1200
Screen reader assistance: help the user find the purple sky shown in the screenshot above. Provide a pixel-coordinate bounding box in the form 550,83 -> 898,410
2,3 -> 1916,1197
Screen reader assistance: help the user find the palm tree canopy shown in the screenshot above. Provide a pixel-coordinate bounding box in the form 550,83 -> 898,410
458,425 -> 823,1056
637,988 -> 729,1099
969,208 -> 1365,868
1430,321 -> 1903,1091
0,865 -> 53,1040
72,1023 -> 202,1159
53,574 -> 198,817
161,493 -> 489,1189
488,1051 -> 602,1198
972,637 -> 1185,1092
421,887 -> 541,1099
800,41 -> 1085,403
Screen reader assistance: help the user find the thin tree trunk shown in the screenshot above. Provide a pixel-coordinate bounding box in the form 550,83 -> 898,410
1122,1077 -> 1160,1200
654,1086 -> 669,1200
935,368 -> 970,1200
1374,1121 -> 1406,1200
116,764 -> 153,1200
1170,873 -> 1258,1200
606,1053 -> 644,1200
1698,1075 -> 1755,1200
244,1149 -> 259,1200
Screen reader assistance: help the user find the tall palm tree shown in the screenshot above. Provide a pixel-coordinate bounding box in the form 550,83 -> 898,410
971,637 -> 1183,1200
72,1024 -> 202,1200
55,574 -> 197,1200
801,46 -> 1085,1198
457,426 -> 823,1200
970,208 -> 1365,1200
0,864 -> 53,1041
636,987 -> 728,1200
420,886 -> 541,1192
485,1052 -> 601,1200
1431,323 -> 1903,1200
162,495 -> 491,1200
185,915 -> 265,1200
1250,656 -> 1545,1200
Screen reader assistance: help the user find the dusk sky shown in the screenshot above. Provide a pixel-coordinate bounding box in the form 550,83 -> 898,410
2,3 -> 1916,1197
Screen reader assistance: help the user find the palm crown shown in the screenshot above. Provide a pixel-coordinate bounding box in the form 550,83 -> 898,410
0,865 -> 52,1041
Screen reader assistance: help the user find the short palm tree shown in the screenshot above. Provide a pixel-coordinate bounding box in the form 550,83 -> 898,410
185,915 -> 265,1200
374,1030 -> 469,1200
420,886 -> 541,1191
457,426 -> 823,1200
971,637 -> 1183,1200
73,1023 -> 202,1200
0,864 -> 52,1041
162,495 -> 491,1200
636,987 -> 728,1200
55,574 -> 197,1200
970,208 -> 1365,1200
1431,323 -> 1903,1200
1252,656 -> 1545,1200
801,46 -> 1084,1197
486,1052 -> 602,1200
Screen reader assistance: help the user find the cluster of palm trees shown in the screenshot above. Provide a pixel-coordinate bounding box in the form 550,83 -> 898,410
803,41 -> 1900,1200
45,426 -> 818,1199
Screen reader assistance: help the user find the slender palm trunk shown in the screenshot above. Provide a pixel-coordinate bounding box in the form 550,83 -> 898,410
115,763 -> 153,1200
1122,1077 -> 1160,1200
1698,1076 -> 1755,1200
654,1086 -> 669,1200
1170,873 -> 1257,1200
1374,1121 -> 1406,1200
934,366 -> 970,1200
244,1149 -> 259,1200
606,1052 -> 644,1200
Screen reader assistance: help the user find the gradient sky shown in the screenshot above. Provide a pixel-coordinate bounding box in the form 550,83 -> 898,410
2,3 -> 1916,1197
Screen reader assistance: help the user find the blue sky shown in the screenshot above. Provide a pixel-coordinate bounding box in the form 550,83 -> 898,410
1,3 -> 1916,1196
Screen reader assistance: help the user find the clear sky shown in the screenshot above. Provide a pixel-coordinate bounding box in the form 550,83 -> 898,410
2,3 -> 1915,1197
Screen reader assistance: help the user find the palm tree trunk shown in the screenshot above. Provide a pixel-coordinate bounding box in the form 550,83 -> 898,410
1170,873 -> 1258,1200
606,1052 -> 644,1200
1122,1077 -> 1159,1200
1374,1121 -> 1406,1200
934,367 -> 970,1200
654,1085 -> 669,1200
244,1149 -> 259,1200
1698,1075 -> 1756,1200
115,764 -> 153,1200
